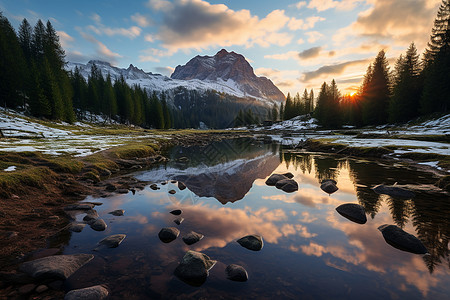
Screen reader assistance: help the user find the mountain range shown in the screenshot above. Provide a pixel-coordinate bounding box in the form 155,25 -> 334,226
66,49 -> 285,106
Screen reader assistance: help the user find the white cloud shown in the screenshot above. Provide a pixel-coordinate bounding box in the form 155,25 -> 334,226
80,32 -> 122,63
295,1 -> 308,9
131,13 -> 152,27
288,16 -> 325,31
56,31 -> 74,49
308,0 -> 366,12
144,34 -> 155,42
87,13 -> 142,39
305,31 -> 324,43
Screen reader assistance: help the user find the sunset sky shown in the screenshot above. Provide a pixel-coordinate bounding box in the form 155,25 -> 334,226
0,0 -> 442,95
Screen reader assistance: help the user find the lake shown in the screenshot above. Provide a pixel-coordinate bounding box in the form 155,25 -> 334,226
56,138 -> 450,299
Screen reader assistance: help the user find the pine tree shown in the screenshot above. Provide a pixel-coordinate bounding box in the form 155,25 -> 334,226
271,103 -> 278,121
315,82 -> 328,125
41,57 -> 63,119
28,62 -> 50,117
103,73 -> 117,120
31,20 -> 46,61
421,0 -> 450,113
279,103 -> 284,121
309,89 -> 314,113
301,89 -> 309,115
18,19 -> 33,63
284,93 -> 293,120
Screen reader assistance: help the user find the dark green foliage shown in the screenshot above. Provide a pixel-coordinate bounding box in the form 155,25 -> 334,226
314,80 -> 341,128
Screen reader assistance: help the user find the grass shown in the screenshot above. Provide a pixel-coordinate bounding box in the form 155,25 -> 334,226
0,166 -> 57,198
109,143 -> 159,159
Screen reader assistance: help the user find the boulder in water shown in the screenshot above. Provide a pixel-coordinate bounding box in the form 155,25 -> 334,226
336,203 -> 367,224
378,224 -> 427,254
237,235 -> 263,251
373,185 -> 415,198
158,227 -> 180,243
225,264 -> 248,282
182,231 -> 204,245
265,174 -> 288,186
321,180 -> 338,194
96,234 -> 126,249
275,179 -> 298,192
174,250 -> 216,286
65,285 -> 109,300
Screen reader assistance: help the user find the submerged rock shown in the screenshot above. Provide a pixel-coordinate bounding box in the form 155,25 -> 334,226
65,285 -> 109,300
174,250 -> 216,286
96,234 -> 126,249
150,184 -> 158,190
116,188 -> 129,194
158,227 -> 180,243
178,181 -> 187,190
373,184 -> 415,198
378,224 -> 428,254
69,223 -> 86,233
64,203 -> 94,211
320,180 -> 339,194
170,209 -> 182,215
108,209 -> 125,216
265,174 -> 288,186
20,254 -> 94,280
174,217 -> 184,225
237,235 -> 264,251
182,231 -> 204,245
168,189 -> 176,195
90,219 -> 107,231
282,172 -> 294,179
275,179 -> 298,193
226,264 -> 248,282
336,203 -> 367,224
83,210 -> 99,223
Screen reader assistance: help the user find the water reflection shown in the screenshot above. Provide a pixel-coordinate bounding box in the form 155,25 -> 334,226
56,142 -> 449,299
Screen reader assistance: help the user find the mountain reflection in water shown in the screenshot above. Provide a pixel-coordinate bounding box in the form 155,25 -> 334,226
58,140 -> 449,299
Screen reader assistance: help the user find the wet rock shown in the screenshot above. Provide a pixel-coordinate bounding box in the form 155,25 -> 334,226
237,235 -> 264,251
174,250 -> 217,286
116,188 -> 129,194
64,203 -> 94,211
265,174 -> 288,186
150,184 -> 158,190
105,184 -> 116,192
48,280 -> 64,290
275,179 -> 298,193
161,181 -> 167,185
226,264 -> 248,282
336,203 -> 367,224
83,210 -> 99,223
171,180 -> 177,183
174,217 -> 184,225
169,189 -> 176,195
158,227 -> 180,243
108,209 -> 125,216
282,172 -> 294,179
170,209 -> 182,215
320,180 -> 339,194
96,234 -> 126,249
18,283 -> 36,295
35,285 -> 48,293
65,285 -> 109,300
69,223 -> 86,233
378,224 -> 428,254
20,254 -> 94,280
178,181 -> 187,190
90,219 -> 107,231
182,231 -> 204,245
373,184 -> 415,198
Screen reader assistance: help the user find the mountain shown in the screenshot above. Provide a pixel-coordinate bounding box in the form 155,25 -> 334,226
66,49 -> 285,105
172,49 -> 285,102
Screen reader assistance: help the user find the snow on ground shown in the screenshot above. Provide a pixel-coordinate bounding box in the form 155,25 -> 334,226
3,166 -> 16,172
253,115 -> 318,131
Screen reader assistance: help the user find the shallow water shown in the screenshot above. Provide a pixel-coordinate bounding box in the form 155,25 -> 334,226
58,139 -> 450,299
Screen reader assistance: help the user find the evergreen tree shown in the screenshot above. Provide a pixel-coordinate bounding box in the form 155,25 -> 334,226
309,89 -> 314,113
361,50 -> 391,125
41,57 -> 63,119
271,103 -> 278,121
315,82 -> 328,125
421,0 -> 450,113
279,103 -> 284,121
389,43 -> 422,123
18,19 -> 33,63
103,73 -> 117,120
31,20 -> 46,61
301,89 -> 309,115
28,62 -> 50,117
284,93 -> 293,120
71,67 -> 88,118
161,92 -> 171,129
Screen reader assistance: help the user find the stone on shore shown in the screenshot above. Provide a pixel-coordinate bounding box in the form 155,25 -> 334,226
97,234 -> 126,249
321,180 -> 339,194
174,251 -> 216,286
237,235 -> 264,251
226,264 -> 248,282
64,285 -> 109,300
275,179 -> 298,193
20,254 -> 94,280
69,223 -> 86,233
108,209 -> 125,216
158,227 -> 180,243
336,203 -> 367,224
265,174 -> 288,186
178,181 -> 187,190
64,204 -> 94,211
378,224 -> 428,254
373,185 -> 415,198
182,231 -> 204,245
90,219 -> 107,231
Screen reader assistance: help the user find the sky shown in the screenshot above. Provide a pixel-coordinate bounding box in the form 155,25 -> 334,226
0,0 -> 442,96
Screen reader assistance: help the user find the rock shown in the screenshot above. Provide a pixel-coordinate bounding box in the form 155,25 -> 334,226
48,280 -> 64,290
174,217 -> 184,225
178,181 -> 187,190
174,250 -> 217,286
20,254 -> 94,280
378,224 -> 428,254
35,285 -> 48,293
225,264 -> 248,282
282,172 -> 294,179
116,188 -> 129,194
69,223 -> 86,233
108,209 -> 125,216
64,203 -> 94,211
336,203 -> 367,224
83,210 -> 99,223
373,184 -> 415,198
90,219 -> 107,231
168,189 -> 176,194
105,184 -> 116,192
170,209 -> 182,215
237,235 -> 264,251
320,180 -> 339,194
96,234 -> 126,249
265,174 -> 288,186
18,283 -> 36,295
65,285 -> 109,300
275,179 -> 298,193
150,184 -> 158,190
158,227 -> 180,243
182,231 -> 204,245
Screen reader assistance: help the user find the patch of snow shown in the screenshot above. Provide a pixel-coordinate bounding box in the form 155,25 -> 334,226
3,166 -> 16,172
417,161 -> 442,170
253,115 -> 318,131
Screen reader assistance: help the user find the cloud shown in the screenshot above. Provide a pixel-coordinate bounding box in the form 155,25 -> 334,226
80,32 -> 122,63
131,13 -> 152,27
308,0 -> 365,12
154,66 -> 174,76
295,1 -> 308,9
148,0 -> 293,52
66,50 -> 91,63
298,46 -> 322,59
305,31 -> 324,43
139,47 -> 176,62
56,31 -> 74,49
87,13 -> 142,39
288,16 -> 325,31
302,59 -> 370,81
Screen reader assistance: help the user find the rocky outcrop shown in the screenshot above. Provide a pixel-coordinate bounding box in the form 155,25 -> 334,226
171,49 -> 285,102
378,224 -> 427,254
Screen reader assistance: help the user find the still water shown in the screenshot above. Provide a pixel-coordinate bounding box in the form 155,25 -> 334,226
58,139 -> 450,299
